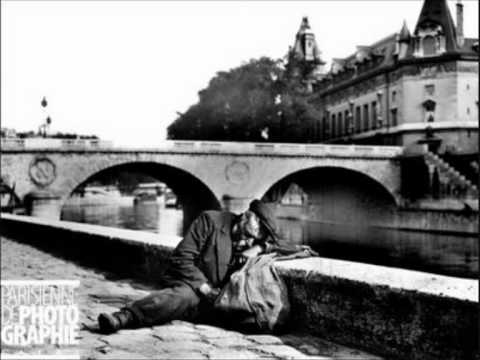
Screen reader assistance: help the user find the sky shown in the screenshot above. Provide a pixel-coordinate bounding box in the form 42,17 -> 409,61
1,0 -> 478,147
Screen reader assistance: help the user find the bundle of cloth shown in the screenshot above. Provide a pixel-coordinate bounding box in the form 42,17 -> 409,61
214,245 -> 318,333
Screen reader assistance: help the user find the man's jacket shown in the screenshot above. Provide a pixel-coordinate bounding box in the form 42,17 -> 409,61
164,211 -> 236,293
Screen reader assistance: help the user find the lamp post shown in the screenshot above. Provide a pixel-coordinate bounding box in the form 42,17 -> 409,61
39,97 -> 51,138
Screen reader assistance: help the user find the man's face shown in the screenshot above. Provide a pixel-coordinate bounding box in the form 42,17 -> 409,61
233,210 -> 266,252
233,237 -> 254,253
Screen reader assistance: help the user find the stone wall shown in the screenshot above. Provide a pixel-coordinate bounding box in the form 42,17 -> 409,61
1,213 -> 477,360
276,259 -> 478,360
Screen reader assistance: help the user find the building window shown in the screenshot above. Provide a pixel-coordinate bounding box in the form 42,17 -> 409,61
331,114 -> 336,138
467,107 -> 470,115
338,113 -> 343,136
466,84 -> 470,90
371,101 -> 377,129
422,99 -> 436,112
390,109 -> 398,127
363,104 -> 369,131
423,36 -> 436,56
355,106 -> 361,133
422,99 -> 436,122
392,90 -> 397,104
344,110 -> 349,134
320,117 -> 324,140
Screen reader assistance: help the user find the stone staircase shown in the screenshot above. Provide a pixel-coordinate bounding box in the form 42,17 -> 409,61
424,151 -> 478,199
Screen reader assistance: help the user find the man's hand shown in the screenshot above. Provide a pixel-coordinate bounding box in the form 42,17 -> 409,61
198,283 -> 221,303
298,245 -> 319,257
240,244 -> 263,259
234,244 -> 264,266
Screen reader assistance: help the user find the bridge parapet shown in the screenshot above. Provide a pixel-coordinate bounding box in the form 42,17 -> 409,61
1,137 -> 113,150
2,138 -> 403,158
171,141 -> 403,158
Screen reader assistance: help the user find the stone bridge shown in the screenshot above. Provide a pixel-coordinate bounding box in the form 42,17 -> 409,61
1,139 -> 403,226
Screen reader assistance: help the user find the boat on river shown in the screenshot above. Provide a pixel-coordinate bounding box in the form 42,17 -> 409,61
133,183 -> 167,205
68,185 -> 128,206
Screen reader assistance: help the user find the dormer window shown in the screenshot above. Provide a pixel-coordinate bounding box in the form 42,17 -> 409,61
413,23 -> 446,57
423,36 -> 436,55
355,47 -> 371,63
331,60 -> 344,74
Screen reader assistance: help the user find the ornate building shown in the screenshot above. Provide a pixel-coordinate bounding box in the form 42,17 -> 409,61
285,17 -> 326,92
295,0 -> 478,156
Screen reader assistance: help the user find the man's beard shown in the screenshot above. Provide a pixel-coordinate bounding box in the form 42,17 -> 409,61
233,237 -> 254,253
232,215 -> 255,252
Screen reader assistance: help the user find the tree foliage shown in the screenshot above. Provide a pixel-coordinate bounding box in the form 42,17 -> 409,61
167,57 -> 320,142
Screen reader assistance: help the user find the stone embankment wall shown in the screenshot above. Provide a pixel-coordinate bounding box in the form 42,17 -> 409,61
277,201 -> 478,235
1,213 -> 477,360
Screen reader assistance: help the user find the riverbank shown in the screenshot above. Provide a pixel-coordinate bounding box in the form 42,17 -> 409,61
1,213 -> 477,360
1,236 -> 380,359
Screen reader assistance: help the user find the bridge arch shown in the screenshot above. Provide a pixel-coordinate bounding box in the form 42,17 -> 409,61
61,161 -> 221,230
1,144 -> 403,222
262,165 -> 397,226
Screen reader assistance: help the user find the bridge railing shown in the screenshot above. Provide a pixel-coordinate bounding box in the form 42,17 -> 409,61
1,137 -> 113,149
1,138 -> 403,157
168,141 -> 403,157
0,138 -> 26,148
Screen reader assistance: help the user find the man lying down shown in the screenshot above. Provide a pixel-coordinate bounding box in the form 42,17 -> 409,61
98,199 -> 316,334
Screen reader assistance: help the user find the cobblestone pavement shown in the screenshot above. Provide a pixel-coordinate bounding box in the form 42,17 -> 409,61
1,236 -> 382,359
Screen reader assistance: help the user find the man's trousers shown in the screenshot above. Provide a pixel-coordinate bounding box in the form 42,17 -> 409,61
124,284 -> 204,327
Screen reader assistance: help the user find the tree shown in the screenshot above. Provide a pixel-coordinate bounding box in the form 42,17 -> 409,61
167,57 -> 321,142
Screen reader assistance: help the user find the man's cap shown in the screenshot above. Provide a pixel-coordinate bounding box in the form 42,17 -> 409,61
248,199 -> 279,243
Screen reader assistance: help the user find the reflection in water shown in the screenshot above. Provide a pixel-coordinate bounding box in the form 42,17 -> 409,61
61,199 -> 477,279
62,199 -> 183,236
277,218 -> 478,279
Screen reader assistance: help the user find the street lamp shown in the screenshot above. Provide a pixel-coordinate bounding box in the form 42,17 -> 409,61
39,96 -> 51,137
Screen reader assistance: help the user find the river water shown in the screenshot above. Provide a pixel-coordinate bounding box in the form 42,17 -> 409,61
61,199 -> 478,279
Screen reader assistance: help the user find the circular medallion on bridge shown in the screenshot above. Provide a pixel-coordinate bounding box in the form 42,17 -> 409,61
225,161 -> 250,185
29,157 -> 57,187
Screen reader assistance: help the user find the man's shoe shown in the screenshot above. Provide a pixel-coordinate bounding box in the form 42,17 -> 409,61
98,310 -> 136,334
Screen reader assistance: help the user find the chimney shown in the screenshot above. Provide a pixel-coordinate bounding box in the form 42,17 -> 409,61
456,0 -> 464,46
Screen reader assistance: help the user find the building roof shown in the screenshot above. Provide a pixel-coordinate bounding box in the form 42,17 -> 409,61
327,33 -> 398,75
291,16 -> 324,64
296,16 -> 314,37
414,0 -> 458,52
399,20 -> 411,42
307,0 -> 478,93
